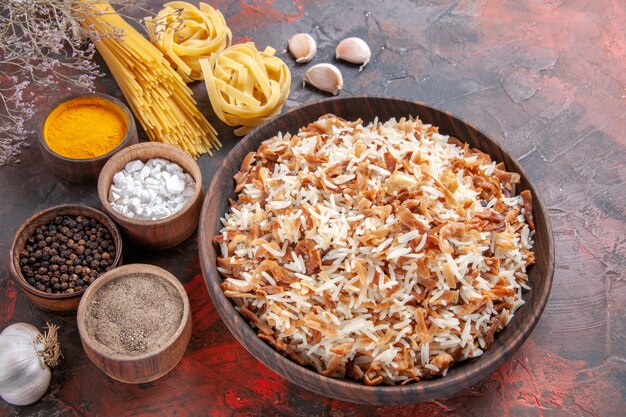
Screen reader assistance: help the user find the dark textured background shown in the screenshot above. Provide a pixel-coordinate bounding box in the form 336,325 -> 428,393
1,0 -> 624,416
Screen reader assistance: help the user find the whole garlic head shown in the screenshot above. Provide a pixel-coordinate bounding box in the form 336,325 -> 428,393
303,63 -> 344,95
288,33 -> 317,63
0,323 -> 61,406
336,37 -> 371,70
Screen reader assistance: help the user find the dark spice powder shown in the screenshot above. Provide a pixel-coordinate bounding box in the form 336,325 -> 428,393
86,273 -> 183,356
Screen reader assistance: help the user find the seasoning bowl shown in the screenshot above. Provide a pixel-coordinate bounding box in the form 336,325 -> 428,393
10,204 -> 123,313
97,142 -> 204,250
77,264 -> 192,384
198,96 -> 555,404
38,93 -> 139,183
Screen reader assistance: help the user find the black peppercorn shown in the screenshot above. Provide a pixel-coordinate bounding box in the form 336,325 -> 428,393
19,213 -> 116,294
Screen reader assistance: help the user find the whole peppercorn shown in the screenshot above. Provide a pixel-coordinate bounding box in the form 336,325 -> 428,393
19,214 -> 116,294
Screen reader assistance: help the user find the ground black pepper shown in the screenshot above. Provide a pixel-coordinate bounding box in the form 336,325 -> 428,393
86,273 -> 183,356
19,215 -> 116,294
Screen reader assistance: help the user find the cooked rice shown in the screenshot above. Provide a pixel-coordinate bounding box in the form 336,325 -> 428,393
214,115 -> 535,385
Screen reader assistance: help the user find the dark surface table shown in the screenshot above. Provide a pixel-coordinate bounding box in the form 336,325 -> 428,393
1,0 -> 624,416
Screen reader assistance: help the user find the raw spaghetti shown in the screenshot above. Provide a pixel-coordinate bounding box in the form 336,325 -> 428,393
78,1 -> 220,157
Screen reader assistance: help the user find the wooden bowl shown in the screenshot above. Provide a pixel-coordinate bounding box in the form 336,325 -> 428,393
76,264 -> 192,384
198,96 -> 555,404
97,142 -> 204,250
37,93 -> 139,183
10,204 -> 123,313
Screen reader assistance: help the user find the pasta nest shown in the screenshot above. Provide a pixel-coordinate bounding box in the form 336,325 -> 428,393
146,1 -> 232,82
200,43 -> 292,136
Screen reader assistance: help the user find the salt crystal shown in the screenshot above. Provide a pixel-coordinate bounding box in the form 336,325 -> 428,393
132,186 -> 142,198
165,162 -> 182,174
113,172 -> 126,186
125,160 -> 144,173
166,176 -> 185,194
139,165 -> 151,180
182,187 -> 194,197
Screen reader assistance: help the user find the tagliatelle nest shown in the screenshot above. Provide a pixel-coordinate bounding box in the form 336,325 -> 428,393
215,115 -> 535,385
200,43 -> 291,136
146,1 -> 232,82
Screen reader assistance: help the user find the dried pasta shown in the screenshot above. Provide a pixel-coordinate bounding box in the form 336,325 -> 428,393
77,1 -> 220,157
146,2 -> 232,82
200,43 -> 291,136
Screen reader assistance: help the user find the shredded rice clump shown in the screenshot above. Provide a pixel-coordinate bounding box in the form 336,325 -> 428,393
215,115 -> 535,385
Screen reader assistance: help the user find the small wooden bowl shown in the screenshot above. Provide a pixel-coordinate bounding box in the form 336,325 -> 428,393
37,93 -> 138,183
97,142 -> 204,250
10,204 -> 123,313
199,96 -> 555,404
76,264 -> 192,384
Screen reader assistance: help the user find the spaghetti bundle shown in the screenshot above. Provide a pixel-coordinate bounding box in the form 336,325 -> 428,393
200,43 -> 291,136
78,1 -> 220,157
146,2 -> 232,83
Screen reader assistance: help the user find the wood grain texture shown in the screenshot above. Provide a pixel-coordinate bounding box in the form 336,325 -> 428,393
76,263 -> 192,384
198,96 -> 555,404
37,93 -> 138,184
9,204 -> 123,313
97,142 -> 204,250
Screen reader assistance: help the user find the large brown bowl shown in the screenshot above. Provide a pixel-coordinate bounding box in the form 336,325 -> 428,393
10,204 -> 123,313
198,96 -> 555,404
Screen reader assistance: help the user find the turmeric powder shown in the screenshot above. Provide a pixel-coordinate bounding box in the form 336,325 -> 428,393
44,97 -> 127,159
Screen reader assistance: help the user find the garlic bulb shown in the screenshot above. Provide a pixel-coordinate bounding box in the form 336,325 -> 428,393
0,323 -> 61,406
288,33 -> 317,63
336,37 -> 371,70
303,63 -> 344,95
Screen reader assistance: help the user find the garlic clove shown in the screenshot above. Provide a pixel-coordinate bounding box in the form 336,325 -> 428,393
288,33 -> 317,63
303,63 -> 344,95
336,37 -> 372,70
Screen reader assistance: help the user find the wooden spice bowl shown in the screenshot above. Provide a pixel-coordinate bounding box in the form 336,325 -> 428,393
10,204 -> 123,313
198,96 -> 555,404
76,264 -> 192,384
97,142 -> 204,250
37,93 -> 139,183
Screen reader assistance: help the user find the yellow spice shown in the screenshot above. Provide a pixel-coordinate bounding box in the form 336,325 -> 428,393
44,97 -> 127,159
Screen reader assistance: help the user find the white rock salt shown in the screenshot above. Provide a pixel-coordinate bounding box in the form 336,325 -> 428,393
125,160 -> 144,173
108,158 -> 195,221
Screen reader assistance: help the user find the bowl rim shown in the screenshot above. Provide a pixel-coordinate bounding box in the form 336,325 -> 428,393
37,92 -> 137,163
97,142 -> 203,227
198,95 -> 555,403
10,203 -> 124,300
76,263 -> 191,362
